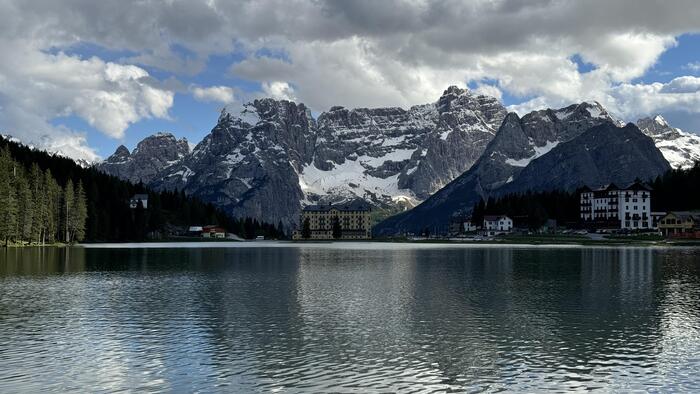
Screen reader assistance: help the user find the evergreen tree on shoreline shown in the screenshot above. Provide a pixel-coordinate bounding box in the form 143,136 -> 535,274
302,217 -> 311,239
0,147 -> 18,246
74,181 -> 87,242
63,179 -> 75,243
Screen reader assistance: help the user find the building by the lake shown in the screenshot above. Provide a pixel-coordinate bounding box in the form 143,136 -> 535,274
657,212 -> 700,238
202,225 -> 226,238
483,215 -> 513,236
448,215 -> 478,235
293,200 -> 372,240
580,182 -> 652,230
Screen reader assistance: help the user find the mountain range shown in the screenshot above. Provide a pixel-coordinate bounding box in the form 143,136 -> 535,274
96,87 -> 696,233
98,87 -> 508,229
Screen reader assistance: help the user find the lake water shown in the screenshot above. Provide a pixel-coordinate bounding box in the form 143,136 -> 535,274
1,242 -> 699,392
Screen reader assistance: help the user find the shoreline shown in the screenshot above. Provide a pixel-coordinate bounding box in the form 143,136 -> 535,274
4,236 -> 698,249
75,239 -> 700,249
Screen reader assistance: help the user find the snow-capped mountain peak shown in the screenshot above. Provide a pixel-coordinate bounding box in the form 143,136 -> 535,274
99,132 -> 190,184
98,87 -> 508,228
637,115 -> 700,169
654,114 -> 669,127
1,134 -> 94,168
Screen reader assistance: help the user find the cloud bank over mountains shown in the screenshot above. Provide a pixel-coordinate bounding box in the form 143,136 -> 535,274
1,0 -> 700,160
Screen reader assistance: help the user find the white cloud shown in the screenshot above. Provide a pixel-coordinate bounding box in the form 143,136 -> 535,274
261,81 -> 297,101
608,77 -> 700,119
473,84 -> 502,101
685,62 -> 700,72
576,33 -> 676,81
660,76 -> 700,94
0,45 -> 174,160
191,85 -> 236,104
232,37 -> 469,110
3,0 -> 700,158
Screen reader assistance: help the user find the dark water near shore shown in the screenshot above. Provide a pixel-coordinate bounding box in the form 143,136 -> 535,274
1,243 -> 699,392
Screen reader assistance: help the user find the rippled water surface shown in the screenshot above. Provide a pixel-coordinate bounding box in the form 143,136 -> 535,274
1,243 -> 699,392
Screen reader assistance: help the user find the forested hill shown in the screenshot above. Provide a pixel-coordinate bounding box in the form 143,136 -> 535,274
0,136 -> 283,243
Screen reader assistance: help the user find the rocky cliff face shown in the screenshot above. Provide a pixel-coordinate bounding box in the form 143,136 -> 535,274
306,86 -> 506,205
374,105 -> 670,236
150,100 -> 316,230
498,123 -> 671,194
98,86 -> 507,229
98,132 -> 189,184
636,115 -> 700,169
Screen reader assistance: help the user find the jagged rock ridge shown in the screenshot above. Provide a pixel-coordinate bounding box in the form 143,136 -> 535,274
98,87 -> 507,229
636,115 -> 700,170
99,132 -> 189,184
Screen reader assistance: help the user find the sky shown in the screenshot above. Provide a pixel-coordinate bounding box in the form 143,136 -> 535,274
1,0 -> 700,162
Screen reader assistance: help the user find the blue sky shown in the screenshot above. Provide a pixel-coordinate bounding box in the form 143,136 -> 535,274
1,1 -> 700,161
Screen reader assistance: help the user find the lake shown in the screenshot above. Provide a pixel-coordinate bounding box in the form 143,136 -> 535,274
1,242 -> 699,392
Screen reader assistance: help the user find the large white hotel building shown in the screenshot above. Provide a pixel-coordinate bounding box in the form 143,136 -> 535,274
580,182 -> 653,230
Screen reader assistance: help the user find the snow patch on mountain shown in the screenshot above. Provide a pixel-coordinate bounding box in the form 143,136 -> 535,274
300,160 -> 419,206
505,140 -> 560,167
1,134 -> 94,167
637,115 -> 700,169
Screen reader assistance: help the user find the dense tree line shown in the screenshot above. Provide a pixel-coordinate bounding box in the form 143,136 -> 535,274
0,146 -> 87,245
650,162 -> 700,212
0,137 -> 283,243
469,161 -> 700,230
471,189 -> 581,230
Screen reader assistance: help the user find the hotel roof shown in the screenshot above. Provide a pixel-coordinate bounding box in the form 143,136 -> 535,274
303,199 -> 371,212
581,181 -> 652,193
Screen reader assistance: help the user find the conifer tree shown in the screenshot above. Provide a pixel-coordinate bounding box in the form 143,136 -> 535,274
276,221 -> 284,239
73,181 -> 88,242
15,172 -> 33,243
0,147 -> 18,245
332,216 -> 342,239
29,164 -> 46,243
63,179 -> 75,243
43,170 -> 60,244
302,217 -> 311,239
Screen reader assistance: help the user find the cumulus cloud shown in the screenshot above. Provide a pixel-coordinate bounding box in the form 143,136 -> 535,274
261,81 -> 297,101
191,85 -> 236,104
0,45 -> 174,160
610,77 -> 700,118
473,84 -> 503,101
220,1 -> 699,121
3,0 -> 700,159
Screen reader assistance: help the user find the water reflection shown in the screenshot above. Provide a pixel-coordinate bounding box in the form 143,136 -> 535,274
0,245 -> 699,391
